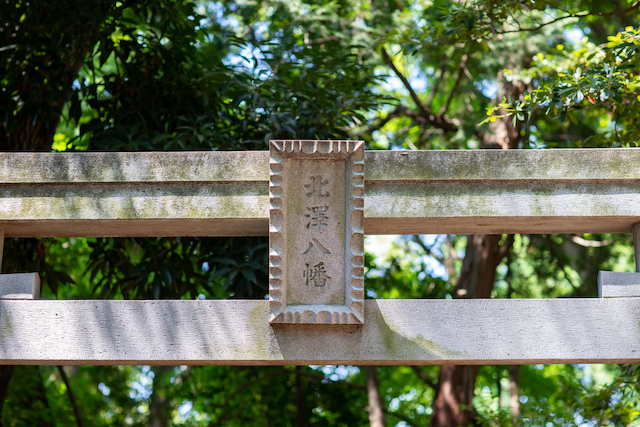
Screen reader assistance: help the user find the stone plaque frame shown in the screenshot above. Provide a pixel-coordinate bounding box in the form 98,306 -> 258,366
269,140 -> 364,324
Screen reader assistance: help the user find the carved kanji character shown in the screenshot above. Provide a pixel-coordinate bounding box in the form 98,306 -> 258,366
305,206 -> 329,231
303,262 -> 331,287
304,175 -> 330,198
302,238 -> 332,255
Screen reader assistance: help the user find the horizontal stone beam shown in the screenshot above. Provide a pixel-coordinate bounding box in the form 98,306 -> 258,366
598,271 -> 640,298
2,148 -> 640,237
1,299 -> 639,365
0,151 -> 268,183
4,148 -> 640,184
0,273 -> 41,299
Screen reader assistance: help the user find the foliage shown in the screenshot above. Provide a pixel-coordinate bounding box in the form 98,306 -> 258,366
485,26 -> 640,146
3,0 -> 640,426
477,364 -> 640,426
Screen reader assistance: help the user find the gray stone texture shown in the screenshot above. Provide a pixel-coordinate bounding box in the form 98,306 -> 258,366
597,271 -> 640,298
269,140 -> 364,324
0,273 -> 41,299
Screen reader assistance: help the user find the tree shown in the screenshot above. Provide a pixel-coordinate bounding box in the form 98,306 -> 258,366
3,0 -> 640,426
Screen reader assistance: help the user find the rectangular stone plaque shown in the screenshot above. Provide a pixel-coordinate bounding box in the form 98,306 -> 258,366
269,140 -> 364,324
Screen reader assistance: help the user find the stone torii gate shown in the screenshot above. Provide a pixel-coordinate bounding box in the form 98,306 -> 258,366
1,141 -> 640,366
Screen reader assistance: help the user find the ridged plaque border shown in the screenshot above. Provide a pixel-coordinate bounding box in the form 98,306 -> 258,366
269,140 -> 364,324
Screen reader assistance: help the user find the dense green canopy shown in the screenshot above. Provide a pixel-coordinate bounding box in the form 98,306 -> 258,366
2,0 -> 640,426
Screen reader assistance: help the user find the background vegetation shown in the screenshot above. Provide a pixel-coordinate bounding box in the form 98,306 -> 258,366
2,0 -> 640,425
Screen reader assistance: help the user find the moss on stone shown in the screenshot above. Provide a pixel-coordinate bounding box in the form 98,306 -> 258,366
0,310 -> 13,342
372,303 -> 469,360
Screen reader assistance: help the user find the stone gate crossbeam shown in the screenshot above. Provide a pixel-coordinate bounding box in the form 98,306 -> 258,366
2,146 -> 640,365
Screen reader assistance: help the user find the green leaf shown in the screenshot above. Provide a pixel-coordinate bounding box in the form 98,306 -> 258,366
160,264 -> 172,285
231,92 -> 251,108
210,267 -> 232,280
568,112 -> 578,125
240,268 -> 257,284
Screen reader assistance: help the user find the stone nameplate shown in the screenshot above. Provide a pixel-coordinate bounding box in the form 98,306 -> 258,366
269,140 -> 364,324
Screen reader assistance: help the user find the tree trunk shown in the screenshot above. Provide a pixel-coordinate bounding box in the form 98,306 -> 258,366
429,234 -> 511,427
149,366 -> 173,427
0,119 -> 58,151
508,365 -> 521,422
149,391 -> 169,427
430,365 -> 478,427
0,366 -> 13,427
364,366 -> 386,427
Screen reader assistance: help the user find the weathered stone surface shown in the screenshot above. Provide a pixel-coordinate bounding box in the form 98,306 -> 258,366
0,273 -> 41,299
0,151 -> 267,183
0,226 -> 4,272
597,271 -> 640,298
3,149 -> 640,236
0,151 -> 269,238
1,299 -> 640,365
0,183 -> 267,237
269,140 -> 364,324
365,148 -> 640,181
6,148 -> 640,184
364,180 -> 640,234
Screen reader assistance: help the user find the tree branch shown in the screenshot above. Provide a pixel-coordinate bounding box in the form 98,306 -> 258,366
403,107 -> 460,133
367,105 -> 404,134
380,47 -> 430,115
57,366 -> 84,427
446,236 -> 460,261
438,50 -> 469,116
497,234 -> 514,261
544,235 -> 580,291
412,235 -> 445,264
498,2 -> 640,34
379,47 -> 461,132
307,36 -> 341,45
570,235 -> 622,247
426,52 -> 449,107
411,366 -> 439,392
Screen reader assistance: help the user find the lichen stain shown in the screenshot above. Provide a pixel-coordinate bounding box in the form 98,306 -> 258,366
367,150 -> 640,182
245,303 -> 270,356
0,183 -> 268,221
371,305 -> 468,360
0,309 -> 13,342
